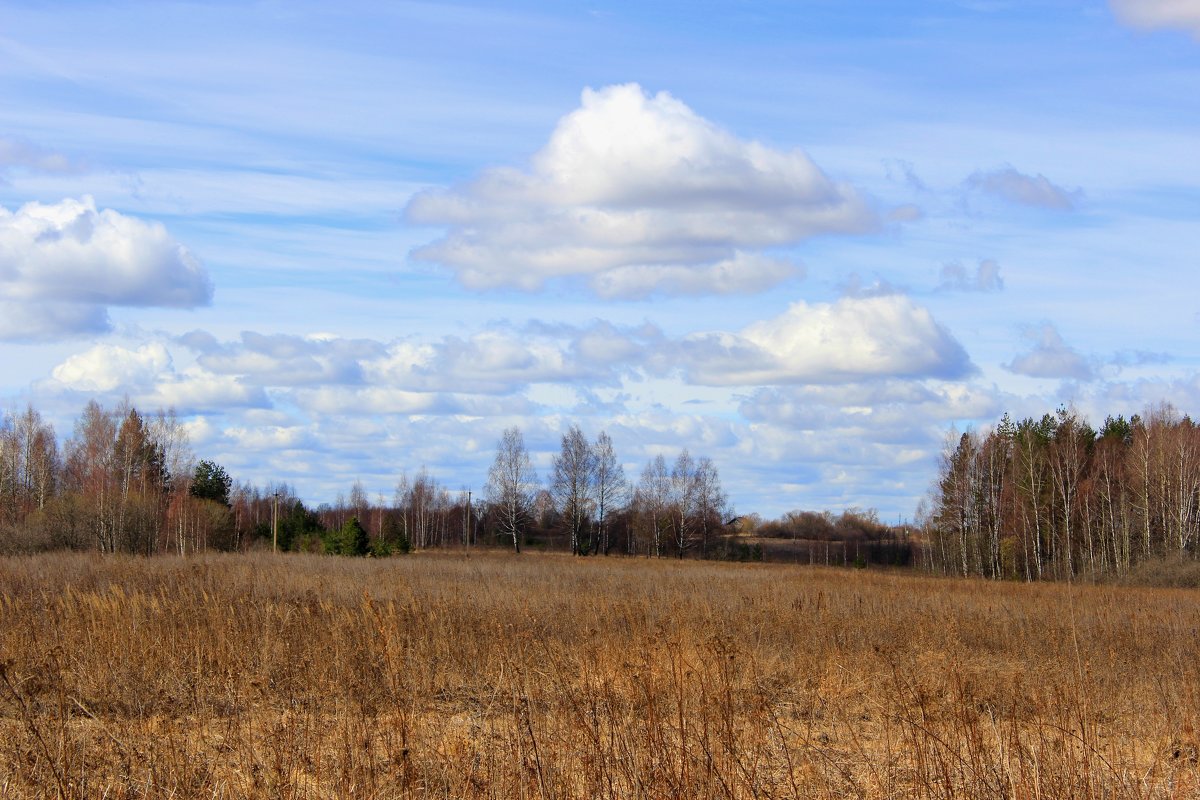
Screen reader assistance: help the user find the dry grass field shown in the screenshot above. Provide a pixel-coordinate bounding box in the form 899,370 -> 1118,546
0,551 -> 1198,799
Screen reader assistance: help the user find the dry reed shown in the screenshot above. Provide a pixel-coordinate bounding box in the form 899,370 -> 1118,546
0,551 -> 1197,798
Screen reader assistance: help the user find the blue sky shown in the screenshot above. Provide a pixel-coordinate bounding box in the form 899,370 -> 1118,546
1,0 -> 1198,519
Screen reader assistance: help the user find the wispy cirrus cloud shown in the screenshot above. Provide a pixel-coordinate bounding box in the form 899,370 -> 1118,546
407,83 -> 876,298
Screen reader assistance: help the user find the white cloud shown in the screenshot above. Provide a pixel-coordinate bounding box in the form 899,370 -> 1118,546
189,331 -> 386,386
47,341 -> 267,411
740,381 -> 1002,444
168,323 -> 647,408
145,370 -> 269,412
588,252 -> 801,300
680,295 -> 973,385
176,324 -> 648,396
567,320 -> 659,366
289,386 -> 446,416
289,385 -> 535,418
1088,373 -> 1200,418
604,408 -> 740,453
1005,324 -> 1094,381
966,166 -> 1079,210
39,296 -> 973,434
407,83 -> 875,296
937,259 -> 1004,292
1111,0 -> 1200,37
0,197 -> 212,340
366,326 -> 637,393
51,342 -> 172,392
222,425 -> 317,452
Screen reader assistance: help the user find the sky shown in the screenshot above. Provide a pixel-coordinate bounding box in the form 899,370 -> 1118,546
1,0 -> 1198,520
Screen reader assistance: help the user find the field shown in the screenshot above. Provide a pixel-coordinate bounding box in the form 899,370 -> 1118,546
1,552 -> 1198,799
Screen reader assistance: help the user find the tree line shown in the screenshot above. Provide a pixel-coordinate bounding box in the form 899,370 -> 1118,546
925,404 -> 1200,580
0,400 -> 735,559
0,400 -> 292,555
484,424 -> 729,557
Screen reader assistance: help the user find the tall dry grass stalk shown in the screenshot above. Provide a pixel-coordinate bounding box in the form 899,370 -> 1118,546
0,551 -> 1197,798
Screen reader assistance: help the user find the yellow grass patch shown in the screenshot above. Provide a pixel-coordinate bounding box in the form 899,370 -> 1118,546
0,551 -> 1197,798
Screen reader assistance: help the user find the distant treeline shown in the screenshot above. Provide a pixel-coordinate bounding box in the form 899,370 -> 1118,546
0,399 -> 765,560
925,404 -> 1200,580
749,508 -> 918,567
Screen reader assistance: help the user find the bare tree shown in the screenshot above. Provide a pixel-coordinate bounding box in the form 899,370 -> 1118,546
404,468 -> 439,548
592,431 -> 626,556
692,456 -> 727,558
65,401 -> 118,553
1049,408 -> 1090,579
669,449 -> 698,558
486,427 -> 537,553
149,408 -> 193,553
552,424 -> 595,555
635,455 -> 670,557
1162,416 -> 1200,554
1011,417 -> 1053,580
0,412 -> 15,526
349,479 -> 368,521
1092,424 -> 1132,576
19,406 -> 58,514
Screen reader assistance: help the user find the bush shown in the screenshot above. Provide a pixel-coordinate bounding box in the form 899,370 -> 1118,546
1121,554 -> 1200,589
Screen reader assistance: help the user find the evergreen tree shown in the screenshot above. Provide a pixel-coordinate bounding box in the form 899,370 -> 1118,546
191,460 -> 232,506
336,515 -> 370,556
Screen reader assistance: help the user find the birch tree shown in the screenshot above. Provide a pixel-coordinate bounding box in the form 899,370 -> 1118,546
552,424 -> 595,555
669,450 -> 698,558
486,427 -> 537,553
692,456 -> 727,558
592,431 -> 626,556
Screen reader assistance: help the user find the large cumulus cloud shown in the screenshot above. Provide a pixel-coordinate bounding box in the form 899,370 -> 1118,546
0,197 -> 212,340
406,83 -> 876,297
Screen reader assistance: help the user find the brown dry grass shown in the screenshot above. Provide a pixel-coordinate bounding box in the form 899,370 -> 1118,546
0,551 -> 1197,798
